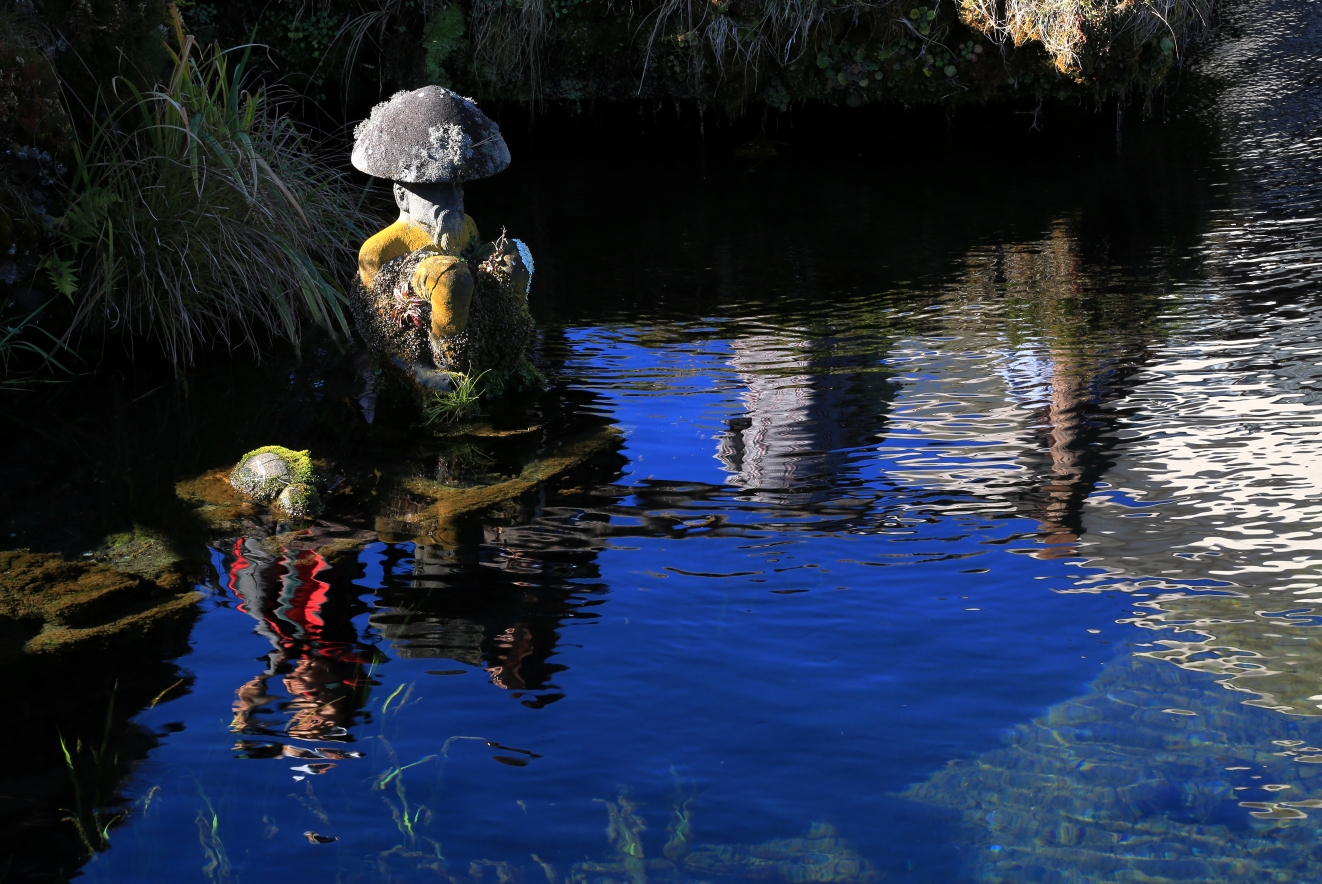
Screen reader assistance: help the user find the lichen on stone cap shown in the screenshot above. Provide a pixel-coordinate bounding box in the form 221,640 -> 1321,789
351,86 -> 511,183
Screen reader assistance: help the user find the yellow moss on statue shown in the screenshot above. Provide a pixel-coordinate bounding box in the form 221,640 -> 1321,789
357,215 -> 479,289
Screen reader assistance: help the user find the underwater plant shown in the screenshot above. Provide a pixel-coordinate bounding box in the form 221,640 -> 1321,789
51,9 -> 372,366
58,696 -> 122,854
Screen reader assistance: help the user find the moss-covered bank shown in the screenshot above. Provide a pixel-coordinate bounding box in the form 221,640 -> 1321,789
0,543 -> 201,882
0,549 -> 201,657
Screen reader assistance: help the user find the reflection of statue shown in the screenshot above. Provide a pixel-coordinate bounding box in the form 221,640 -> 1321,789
222,539 -> 381,743
716,333 -> 893,506
1030,345 -> 1097,556
350,86 -> 536,395
370,531 -> 621,706
976,228 -> 1145,558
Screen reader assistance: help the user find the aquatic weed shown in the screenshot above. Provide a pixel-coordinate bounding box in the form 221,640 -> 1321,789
423,371 -> 487,424
373,738 -> 437,846
57,688 -> 124,854
196,790 -> 232,884
596,791 -> 648,884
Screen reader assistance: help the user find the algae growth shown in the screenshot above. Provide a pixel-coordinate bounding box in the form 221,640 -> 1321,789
0,550 -> 201,658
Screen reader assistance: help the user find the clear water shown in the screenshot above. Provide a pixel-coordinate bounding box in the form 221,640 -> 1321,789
16,2 -> 1322,881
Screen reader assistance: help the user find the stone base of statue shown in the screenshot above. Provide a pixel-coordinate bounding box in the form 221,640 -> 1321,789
349,239 -> 538,398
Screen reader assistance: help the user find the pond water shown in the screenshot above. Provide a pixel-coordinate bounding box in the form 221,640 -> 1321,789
10,2 -> 1322,882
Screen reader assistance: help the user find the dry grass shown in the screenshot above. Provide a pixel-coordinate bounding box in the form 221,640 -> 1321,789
957,0 -> 1212,77
55,9 -> 374,365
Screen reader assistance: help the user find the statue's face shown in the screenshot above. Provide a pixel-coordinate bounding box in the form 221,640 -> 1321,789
394,181 -> 466,244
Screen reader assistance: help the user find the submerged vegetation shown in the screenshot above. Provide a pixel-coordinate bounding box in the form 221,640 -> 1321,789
0,549 -> 202,657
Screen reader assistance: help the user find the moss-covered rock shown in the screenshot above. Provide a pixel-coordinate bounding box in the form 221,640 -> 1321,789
229,445 -> 317,502
0,550 -> 201,658
190,448 -> 331,528
97,525 -> 203,591
275,481 -> 323,517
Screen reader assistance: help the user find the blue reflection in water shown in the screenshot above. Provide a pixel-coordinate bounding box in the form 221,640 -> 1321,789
76,329 -> 1143,883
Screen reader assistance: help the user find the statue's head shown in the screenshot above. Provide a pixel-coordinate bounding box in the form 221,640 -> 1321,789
351,86 -> 510,246
392,180 -> 465,246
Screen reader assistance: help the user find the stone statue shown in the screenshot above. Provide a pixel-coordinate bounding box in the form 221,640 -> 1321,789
349,86 -> 537,397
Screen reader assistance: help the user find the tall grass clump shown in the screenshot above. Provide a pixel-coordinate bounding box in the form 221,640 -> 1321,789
54,10 -> 373,365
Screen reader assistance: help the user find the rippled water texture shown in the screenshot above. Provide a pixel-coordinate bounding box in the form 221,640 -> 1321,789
18,3 -> 1322,882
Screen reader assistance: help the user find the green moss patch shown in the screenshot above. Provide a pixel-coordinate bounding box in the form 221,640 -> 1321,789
274,482 -> 324,518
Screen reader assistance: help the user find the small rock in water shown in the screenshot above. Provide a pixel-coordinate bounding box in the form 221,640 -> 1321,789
276,482 -> 323,518
228,446 -> 322,514
231,451 -> 292,500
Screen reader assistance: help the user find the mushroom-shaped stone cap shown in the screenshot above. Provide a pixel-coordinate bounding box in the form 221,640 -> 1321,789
351,86 -> 511,183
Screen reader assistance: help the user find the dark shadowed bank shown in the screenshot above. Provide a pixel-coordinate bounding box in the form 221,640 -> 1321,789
171,0 -> 1216,112
1,0 -> 1224,377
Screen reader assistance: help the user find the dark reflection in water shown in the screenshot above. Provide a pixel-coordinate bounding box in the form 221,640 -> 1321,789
716,333 -> 897,505
371,539 -> 596,702
0,625 -> 196,882
899,0 -> 1322,879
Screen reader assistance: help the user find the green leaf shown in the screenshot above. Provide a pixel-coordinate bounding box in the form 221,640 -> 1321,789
44,257 -> 79,297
